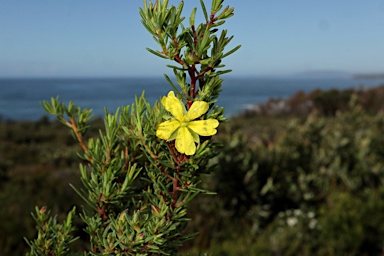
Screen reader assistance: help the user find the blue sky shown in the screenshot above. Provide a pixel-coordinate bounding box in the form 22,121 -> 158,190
1,0 -> 384,78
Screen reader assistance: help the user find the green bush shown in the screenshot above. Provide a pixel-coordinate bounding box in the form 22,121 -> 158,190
199,103 -> 384,255
23,0 -> 240,255
3,92 -> 384,255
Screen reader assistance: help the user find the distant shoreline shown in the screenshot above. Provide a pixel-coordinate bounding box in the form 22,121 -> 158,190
353,73 -> 384,79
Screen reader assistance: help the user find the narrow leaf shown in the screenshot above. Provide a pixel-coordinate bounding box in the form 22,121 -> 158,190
200,0 -> 208,22
146,47 -> 169,59
164,73 -> 181,95
189,7 -> 197,27
222,45 -> 241,58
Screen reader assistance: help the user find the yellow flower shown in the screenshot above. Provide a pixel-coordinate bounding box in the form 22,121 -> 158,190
156,91 -> 219,155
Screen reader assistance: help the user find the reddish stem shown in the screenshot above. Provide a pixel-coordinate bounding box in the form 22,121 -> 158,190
70,117 -> 92,163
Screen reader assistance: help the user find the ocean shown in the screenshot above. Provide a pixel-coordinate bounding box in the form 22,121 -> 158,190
1,76 -> 384,121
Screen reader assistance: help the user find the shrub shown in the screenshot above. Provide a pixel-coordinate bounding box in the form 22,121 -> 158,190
24,0 -> 240,255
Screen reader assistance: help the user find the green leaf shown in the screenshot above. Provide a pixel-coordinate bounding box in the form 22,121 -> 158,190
189,7 -> 197,27
146,47 -> 169,59
164,73 -> 181,95
261,177 -> 274,195
166,64 -> 187,71
200,0 -> 208,22
222,44 -> 241,58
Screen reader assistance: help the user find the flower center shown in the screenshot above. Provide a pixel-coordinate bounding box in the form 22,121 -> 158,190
180,116 -> 190,127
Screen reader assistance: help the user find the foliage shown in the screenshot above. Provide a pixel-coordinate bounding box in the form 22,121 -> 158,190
24,0 -> 239,255
25,207 -> 78,256
0,117 -> 91,255
4,88 -> 384,255
201,102 -> 384,255
1,0 -> 384,254
241,84 -> 384,117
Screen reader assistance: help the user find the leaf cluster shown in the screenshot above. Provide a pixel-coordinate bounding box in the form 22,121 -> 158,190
28,93 -> 219,255
25,207 -> 77,256
140,0 -> 240,108
198,103 -> 384,255
25,0 -> 240,254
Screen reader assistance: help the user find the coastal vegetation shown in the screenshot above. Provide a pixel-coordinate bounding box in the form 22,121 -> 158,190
2,84 -> 384,254
2,0 -> 384,254
21,0 -> 241,255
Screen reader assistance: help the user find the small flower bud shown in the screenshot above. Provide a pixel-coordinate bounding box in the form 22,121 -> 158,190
39,206 -> 47,214
151,205 -> 162,217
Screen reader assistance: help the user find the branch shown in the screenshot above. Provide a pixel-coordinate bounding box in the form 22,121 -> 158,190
69,117 -> 91,162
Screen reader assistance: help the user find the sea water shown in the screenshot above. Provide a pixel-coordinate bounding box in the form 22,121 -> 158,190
0,76 -> 383,121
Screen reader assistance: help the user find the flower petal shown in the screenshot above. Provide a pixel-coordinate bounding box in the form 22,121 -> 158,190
186,101 -> 209,120
156,120 -> 180,140
175,126 -> 196,155
162,91 -> 186,121
187,127 -> 200,143
188,119 -> 219,136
